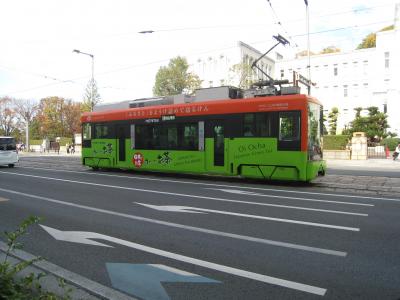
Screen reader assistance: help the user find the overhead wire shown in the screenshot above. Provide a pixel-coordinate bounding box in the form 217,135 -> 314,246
1,8 -> 395,97
265,0 -> 299,48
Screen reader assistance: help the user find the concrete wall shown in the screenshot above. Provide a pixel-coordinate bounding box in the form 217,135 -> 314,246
323,150 -> 351,160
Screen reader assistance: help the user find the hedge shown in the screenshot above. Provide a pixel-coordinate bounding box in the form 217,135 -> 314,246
29,137 -> 72,147
323,135 -> 350,150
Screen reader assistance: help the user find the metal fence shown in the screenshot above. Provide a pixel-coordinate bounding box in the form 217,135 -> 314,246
367,143 -> 387,159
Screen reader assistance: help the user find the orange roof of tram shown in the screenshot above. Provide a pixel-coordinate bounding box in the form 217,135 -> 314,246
81,94 -> 320,123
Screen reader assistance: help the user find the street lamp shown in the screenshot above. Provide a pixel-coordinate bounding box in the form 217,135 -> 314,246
138,30 -> 154,34
73,49 -> 95,111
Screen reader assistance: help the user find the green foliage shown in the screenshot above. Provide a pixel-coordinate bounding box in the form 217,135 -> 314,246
319,46 -> 340,54
153,56 -> 202,96
357,33 -> 376,49
323,135 -> 349,150
345,106 -> 389,142
228,63 -> 254,89
381,138 -> 400,151
82,79 -> 101,112
322,114 -> 328,135
380,25 -> 395,31
29,139 -> 42,146
1,216 -> 71,299
295,50 -> 316,58
34,97 -> 81,139
29,138 -> 72,147
356,24 -> 394,49
327,107 -> 339,135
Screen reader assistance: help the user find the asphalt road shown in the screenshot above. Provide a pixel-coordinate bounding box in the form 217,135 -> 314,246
0,156 -> 399,299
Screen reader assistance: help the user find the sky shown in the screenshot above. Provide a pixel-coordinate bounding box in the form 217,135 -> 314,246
0,0 -> 397,104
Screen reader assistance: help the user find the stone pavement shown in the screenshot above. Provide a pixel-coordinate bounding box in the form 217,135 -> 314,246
314,159 -> 400,197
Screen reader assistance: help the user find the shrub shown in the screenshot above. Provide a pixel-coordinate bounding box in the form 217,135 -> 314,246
381,138 -> 400,151
1,216 -> 71,299
29,138 -> 72,147
323,135 -> 349,150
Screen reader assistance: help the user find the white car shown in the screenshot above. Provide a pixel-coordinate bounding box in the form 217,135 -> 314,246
0,136 -> 19,167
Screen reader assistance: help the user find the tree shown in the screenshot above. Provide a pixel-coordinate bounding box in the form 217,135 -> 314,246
82,79 -> 101,112
320,46 -> 340,54
356,33 -> 376,49
322,114 -> 328,135
0,97 -> 18,136
35,96 -> 82,139
295,50 -> 315,58
356,25 -> 394,49
13,99 -> 38,149
346,106 -> 389,142
228,63 -> 254,89
63,100 -> 82,136
153,56 -> 202,96
328,107 -> 339,135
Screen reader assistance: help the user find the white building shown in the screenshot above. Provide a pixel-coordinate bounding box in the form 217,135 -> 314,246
188,17 -> 400,136
276,5 -> 400,135
189,41 -> 275,89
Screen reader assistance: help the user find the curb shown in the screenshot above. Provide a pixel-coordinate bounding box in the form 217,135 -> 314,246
0,241 -> 135,300
313,180 -> 400,197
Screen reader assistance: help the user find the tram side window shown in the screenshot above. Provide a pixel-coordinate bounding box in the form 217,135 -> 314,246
135,124 -> 180,150
242,113 -> 272,137
83,124 -> 91,140
157,125 -> 178,149
279,112 -> 300,141
167,126 -> 178,149
257,113 -> 272,137
135,125 -> 154,149
243,114 -> 256,136
182,124 -> 198,150
94,124 -> 112,139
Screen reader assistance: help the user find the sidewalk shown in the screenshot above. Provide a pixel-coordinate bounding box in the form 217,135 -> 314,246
0,241 -> 133,300
314,158 -> 400,197
18,150 -> 80,157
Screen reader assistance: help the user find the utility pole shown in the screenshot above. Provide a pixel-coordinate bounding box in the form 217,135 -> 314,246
73,49 -> 95,111
305,0 -> 311,95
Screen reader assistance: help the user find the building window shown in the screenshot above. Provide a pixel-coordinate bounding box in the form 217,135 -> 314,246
333,65 -> 338,76
353,61 -> 358,72
384,52 -> 390,69
280,69 -> 284,78
363,60 -> 368,75
343,85 -> 348,97
353,84 -> 359,98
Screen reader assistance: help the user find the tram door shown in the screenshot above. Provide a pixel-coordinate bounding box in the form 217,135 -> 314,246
117,125 -> 126,162
206,120 -> 225,169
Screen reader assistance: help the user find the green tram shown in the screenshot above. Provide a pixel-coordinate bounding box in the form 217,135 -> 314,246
81,88 -> 326,182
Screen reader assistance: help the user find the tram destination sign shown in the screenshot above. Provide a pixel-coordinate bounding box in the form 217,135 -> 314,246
161,115 -> 176,121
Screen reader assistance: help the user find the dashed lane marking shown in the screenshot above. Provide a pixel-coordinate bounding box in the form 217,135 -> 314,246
0,187 -> 347,257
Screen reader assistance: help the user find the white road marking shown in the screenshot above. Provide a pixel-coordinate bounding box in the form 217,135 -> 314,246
0,187 -> 347,257
17,166 -> 400,202
0,197 -> 9,202
205,188 -> 373,207
41,225 -> 327,296
136,203 -> 360,231
0,172 -> 372,216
